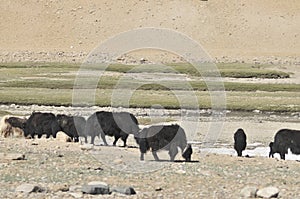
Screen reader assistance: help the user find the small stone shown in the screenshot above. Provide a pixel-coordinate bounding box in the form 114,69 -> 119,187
256,186 -> 279,198
52,184 -> 69,192
155,187 -> 163,191
111,186 -> 136,195
82,182 -> 110,195
0,153 -> 25,160
113,158 -> 123,164
15,183 -> 44,193
69,192 -> 83,198
88,181 -> 108,186
80,144 -> 94,151
175,169 -> 186,174
240,186 -> 257,198
69,185 -> 82,192
56,131 -> 72,142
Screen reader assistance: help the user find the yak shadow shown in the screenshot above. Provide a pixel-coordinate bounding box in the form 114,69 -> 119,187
174,160 -> 199,163
146,159 -> 199,163
94,144 -> 138,149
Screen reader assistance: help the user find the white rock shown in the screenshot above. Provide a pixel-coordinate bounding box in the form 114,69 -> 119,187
80,144 -> 94,151
240,186 -> 257,198
87,181 -> 108,187
56,131 -> 72,142
256,186 -> 279,198
113,158 -> 124,164
69,185 -> 82,192
69,192 -> 83,198
175,169 -> 186,174
15,183 -> 43,193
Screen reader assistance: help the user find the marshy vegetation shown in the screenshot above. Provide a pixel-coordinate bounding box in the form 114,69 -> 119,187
0,62 -> 299,112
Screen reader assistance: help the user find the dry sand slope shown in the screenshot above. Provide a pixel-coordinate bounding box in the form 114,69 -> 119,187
0,0 -> 300,63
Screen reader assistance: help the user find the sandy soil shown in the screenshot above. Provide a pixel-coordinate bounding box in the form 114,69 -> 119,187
0,0 -> 300,63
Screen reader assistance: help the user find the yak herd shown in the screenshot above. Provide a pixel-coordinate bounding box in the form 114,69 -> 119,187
1,111 -> 299,161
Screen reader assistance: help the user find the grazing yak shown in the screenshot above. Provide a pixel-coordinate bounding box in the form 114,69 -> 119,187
24,112 -> 61,139
56,114 -> 87,143
85,111 -> 139,146
234,128 -> 247,157
182,143 -> 193,162
0,115 -> 27,138
269,129 -> 300,160
135,124 -> 192,162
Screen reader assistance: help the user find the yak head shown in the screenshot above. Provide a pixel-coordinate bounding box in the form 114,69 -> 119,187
182,144 -> 193,162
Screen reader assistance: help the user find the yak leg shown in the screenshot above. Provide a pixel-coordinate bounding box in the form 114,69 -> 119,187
90,134 -> 95,145
152,151 -> 159,161
140,153 -> 145,161
121,133 -> 128,147
237,150 -> 242,157
169,144 -> 178,162
280,152 -> 285,160
113,135 -> 120,146
100,132 -> 108,146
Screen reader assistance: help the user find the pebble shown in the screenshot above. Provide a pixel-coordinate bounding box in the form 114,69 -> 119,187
87,181 -> 108,187
15,183 -> 44,193
256,186 -> 279,198
56,132 -> 72,142
69,185 -> 82,192
82,182 -> 110,195
111,186 -> 136,195
240,186 -> 257,198
0,153 -> 25,160
80,144 -> 94,151
52,184 -> 69,192
69,192 -> 83,198
175,169 -> 186,174
113,158 -> 124,164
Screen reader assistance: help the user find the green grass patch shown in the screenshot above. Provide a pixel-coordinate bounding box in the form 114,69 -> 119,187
0,88 -> 299,112
0,110 -> 12,117
0,62 -> 290,79
0,62 -> 298,112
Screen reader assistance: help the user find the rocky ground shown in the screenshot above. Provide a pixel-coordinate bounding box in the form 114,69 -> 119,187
0,135 -> 300,199
0,107 -> 299,198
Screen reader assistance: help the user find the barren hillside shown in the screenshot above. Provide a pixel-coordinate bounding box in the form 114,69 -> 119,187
0,0 -> 300,63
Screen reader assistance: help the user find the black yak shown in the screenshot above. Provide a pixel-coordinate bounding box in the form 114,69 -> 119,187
135,124 -> 192,162
56,114 -> 87,143
234,128 -> 247,157
24,112 -> 61,139
269,129 -> 300,160
85,111 -> 139,146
